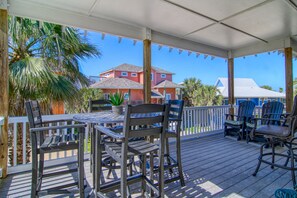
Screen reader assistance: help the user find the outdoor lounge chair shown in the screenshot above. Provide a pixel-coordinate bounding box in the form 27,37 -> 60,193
252,95 -> 297,187
25,100 -> 86,197
246,101 -> 284,143
224,100 -> 256,140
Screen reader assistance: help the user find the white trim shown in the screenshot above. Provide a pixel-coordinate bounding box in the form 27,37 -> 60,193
151,73 -> 154,81
131,73 -> 137,77
121,71 -> 128,76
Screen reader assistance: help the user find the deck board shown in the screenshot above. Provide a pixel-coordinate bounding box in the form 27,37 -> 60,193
0,134 -> 294,197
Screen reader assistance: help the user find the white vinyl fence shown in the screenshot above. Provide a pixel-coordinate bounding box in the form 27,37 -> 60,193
7,105 -> 262,169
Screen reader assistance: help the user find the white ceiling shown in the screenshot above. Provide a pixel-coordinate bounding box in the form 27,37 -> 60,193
6,0 -> 297,58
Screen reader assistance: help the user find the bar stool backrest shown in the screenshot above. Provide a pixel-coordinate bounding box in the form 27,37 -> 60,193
25,100 -> 43,128
122,104 -> 169,139
168,100 -> 184,121
89,99 -> 112,112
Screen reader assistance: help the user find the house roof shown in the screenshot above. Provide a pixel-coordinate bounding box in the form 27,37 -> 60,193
151,90 -> 163,98
154,80 -> 184,89
215,77 -> 285,98
101,63 -> 174,75
90,77 -> 143,89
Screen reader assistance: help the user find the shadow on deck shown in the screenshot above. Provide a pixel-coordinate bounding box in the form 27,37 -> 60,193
0,134 -> 292,197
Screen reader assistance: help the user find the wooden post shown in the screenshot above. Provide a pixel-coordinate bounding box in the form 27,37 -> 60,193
285,47 -> 293,112
228,58 -> 235,115
143,39 -> 151,104
0,8 -> 9,178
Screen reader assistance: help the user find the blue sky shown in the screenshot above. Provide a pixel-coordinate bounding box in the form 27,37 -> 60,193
80,31 -> 297,91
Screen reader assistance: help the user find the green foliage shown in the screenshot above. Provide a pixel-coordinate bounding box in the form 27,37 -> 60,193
65,88 -> 103,113
279,87 -> 283,93
260,85 -> 273,90
182,77 -> 223,106
109,92 -> 124,106
8,16 -> 101,116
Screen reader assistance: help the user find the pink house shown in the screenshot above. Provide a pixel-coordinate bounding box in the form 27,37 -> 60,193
93,63 -> 183,103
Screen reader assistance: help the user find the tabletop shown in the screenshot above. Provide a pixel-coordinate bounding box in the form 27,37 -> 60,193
73,111 -> 124,124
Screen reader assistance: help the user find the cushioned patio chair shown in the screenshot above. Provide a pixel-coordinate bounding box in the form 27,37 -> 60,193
224,100 -> 256,140
253,95 -> 297,187
25,100 -> 86,197
246,101 -> 284,143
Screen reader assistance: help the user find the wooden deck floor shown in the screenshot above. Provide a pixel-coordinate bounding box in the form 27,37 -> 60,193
0,134 -> 293,198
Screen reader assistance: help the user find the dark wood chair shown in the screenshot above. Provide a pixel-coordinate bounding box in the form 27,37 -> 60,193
224,100 -> 256,140
95,104 -> 169,197
161,100 -> 185,186
88,99 -> 112,112
252,95 -> 297,187
25,100 -> 85,197
246,101 -> 284,143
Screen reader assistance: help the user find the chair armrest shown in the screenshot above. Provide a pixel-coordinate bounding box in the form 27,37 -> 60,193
95,125 -> 124,140
30,124 -> 86,133
42,118 -> 74,124
169,118 -> 182,122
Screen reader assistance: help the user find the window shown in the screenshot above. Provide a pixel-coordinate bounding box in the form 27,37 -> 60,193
151,73 -> 154,81
104,93 -> 110,100
121,72 -> 128,76
161,74 -> 166,78
104,73 -> 110,77
165,93 -> 171,101
124,93 -> 129,100
131,73 -> 137,77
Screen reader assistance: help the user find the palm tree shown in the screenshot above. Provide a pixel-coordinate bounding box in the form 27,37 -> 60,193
183,77 -> 223,106
182,77 -> 203,106
8,17 -> 100,164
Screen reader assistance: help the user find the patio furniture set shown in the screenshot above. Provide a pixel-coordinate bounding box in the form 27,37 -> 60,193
224,97 -> 297,196
25,99 -> 185,197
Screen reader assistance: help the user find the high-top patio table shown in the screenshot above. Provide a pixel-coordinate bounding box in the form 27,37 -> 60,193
73,111 -> 125,190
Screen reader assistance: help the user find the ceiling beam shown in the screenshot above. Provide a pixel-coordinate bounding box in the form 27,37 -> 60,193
8,0 -> 228,58
231,37 -> 297,58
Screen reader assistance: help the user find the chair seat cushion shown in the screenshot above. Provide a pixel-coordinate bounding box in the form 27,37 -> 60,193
255,125 -> 291,137
224,120 -> 244,126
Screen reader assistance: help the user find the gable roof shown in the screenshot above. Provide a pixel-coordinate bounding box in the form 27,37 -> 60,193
215,78 -> 285,98
90,77 -> 143,89
154,80 -> 184,88
101,63 -> 174,75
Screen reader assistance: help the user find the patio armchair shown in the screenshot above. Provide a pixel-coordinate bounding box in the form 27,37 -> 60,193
246,101 -> 284,143
94,104 -> 169,197
25,100 -> 86,197
224,100 -> 256,140
252,95 -> 297,187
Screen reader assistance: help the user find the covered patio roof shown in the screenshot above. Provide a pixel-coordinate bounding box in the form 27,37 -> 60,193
6,0 -> 297,58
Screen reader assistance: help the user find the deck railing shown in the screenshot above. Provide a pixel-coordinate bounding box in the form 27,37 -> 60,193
7,105 -> 262,170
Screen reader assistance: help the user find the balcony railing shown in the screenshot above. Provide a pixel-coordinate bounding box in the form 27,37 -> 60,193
6,105 -> 262,172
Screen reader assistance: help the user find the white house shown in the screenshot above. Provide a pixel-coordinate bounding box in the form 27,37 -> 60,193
215,78 -> 286,106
